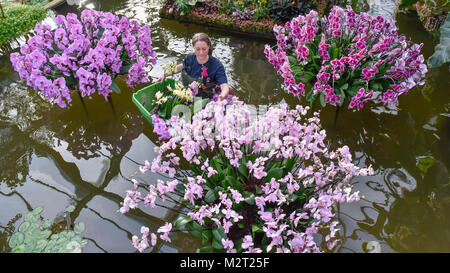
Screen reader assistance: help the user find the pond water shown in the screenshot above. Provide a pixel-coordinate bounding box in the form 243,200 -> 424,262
0,0 -> 449,253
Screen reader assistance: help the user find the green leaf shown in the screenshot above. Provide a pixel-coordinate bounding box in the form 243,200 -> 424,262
212,239 -> 224,250
320,93 -> 326,107
212,227 -> 226,242
263,168 -> 284,182
18,222 -> 31,233
238,161 -> 248,178
12,244 -> 26,253
369,81 -> 383,91
201,230 -> 212,245
225,176 -> 242,191
252,225 -> 263,237
204,189 -> 217,203
110,81 -> 121,94
186,221 -> 202,238
428,13 -> 450,68
243,192 -> 255,205
25,213 -> 39,223
399,0 -> 419,9
199,246 -> 213,253
347,84 -> 363,97
416,156 -> 435,175
284,157 -> 295,173
41,220 -> 53,229
120,64 -> 132,74
74,222 -> 85,234
35,240 -> 48,252
175,216 -> 192,228
9,232 -> 25,248
31,206 -> 44,215
65,205 -> 75,213
337,89 -> 346,106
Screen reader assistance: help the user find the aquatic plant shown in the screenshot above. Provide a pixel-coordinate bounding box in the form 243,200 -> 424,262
10,9 -> 157,108
120,98 -> 373,253
8,205 -> 87,253
264,5 -> 428,111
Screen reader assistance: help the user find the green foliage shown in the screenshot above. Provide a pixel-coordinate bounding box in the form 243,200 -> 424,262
174,0 -> 205,14
416,156 -> 435,175
0,3 -> 48,46
427,12 -> 450,68
25,0 -> 50,7
268,0 -> 316,23
399,0 -> 420,9
8,205 -> 88,253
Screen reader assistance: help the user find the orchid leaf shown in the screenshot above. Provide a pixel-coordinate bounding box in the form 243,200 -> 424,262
428,13 -> 450,68
110,81 -> 121,94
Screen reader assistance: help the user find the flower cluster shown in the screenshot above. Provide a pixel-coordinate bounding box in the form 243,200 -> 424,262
168,82 -> 195,102
10,10 -> 157,108
151,114 -> 170,140
120,97 -> 373,253
264,5 -> 428,110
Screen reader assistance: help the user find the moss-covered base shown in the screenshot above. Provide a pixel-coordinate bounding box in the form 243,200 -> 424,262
0,3 -> 48,46
159,5 -> 276,40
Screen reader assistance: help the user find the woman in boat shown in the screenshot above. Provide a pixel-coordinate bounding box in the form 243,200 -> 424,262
158,32 -> 230,101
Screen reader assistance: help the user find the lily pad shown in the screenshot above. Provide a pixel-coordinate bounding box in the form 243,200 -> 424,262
66,241 -> 82,253
18,222 -> 31,233
12,244 -> 27,253
25,212 -> 39,223
9,232 -> 25,248
74,222 -> 85,234
41,219 -> 53,229
31,206 -> 44,215
65,205 -> 75,213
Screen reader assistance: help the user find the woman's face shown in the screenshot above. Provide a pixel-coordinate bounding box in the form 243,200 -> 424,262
193,41 -> 210,59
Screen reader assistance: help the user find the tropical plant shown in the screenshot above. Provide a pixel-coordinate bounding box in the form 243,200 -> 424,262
120,98 -> 373,253
10,9 -> 157,108
0,3 -> 47,46
428,12 -> 450,68
264,5 -> 428,111
232,8 -> 255,21
174,0 -> 205,14
8,205 -> 88,253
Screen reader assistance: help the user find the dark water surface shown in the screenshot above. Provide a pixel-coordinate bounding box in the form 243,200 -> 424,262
0,0 -> 449,253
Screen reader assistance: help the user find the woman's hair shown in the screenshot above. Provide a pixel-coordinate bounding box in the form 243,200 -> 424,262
192,32 -> 213,55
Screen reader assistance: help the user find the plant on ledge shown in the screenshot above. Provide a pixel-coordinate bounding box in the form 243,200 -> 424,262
10,9 -> 157,108
264,5 -> 428,111
120,98 -> 373,253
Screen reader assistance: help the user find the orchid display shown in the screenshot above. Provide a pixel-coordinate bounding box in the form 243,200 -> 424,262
10,9 -> 157,108
120,97 -> 373,253
264,5 -> 428,111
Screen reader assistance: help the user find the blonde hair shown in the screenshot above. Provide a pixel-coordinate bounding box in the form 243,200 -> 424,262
192,32 -> 213,55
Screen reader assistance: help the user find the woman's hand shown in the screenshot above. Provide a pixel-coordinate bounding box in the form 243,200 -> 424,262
157,74 -> 166,83
218,83 -> 230,101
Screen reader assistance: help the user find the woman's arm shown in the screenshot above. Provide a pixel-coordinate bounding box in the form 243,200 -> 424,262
218,83 -> 230,101
158,63 -> 184,82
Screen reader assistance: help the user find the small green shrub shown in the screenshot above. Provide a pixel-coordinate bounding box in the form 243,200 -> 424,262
0,3 -> 48,46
